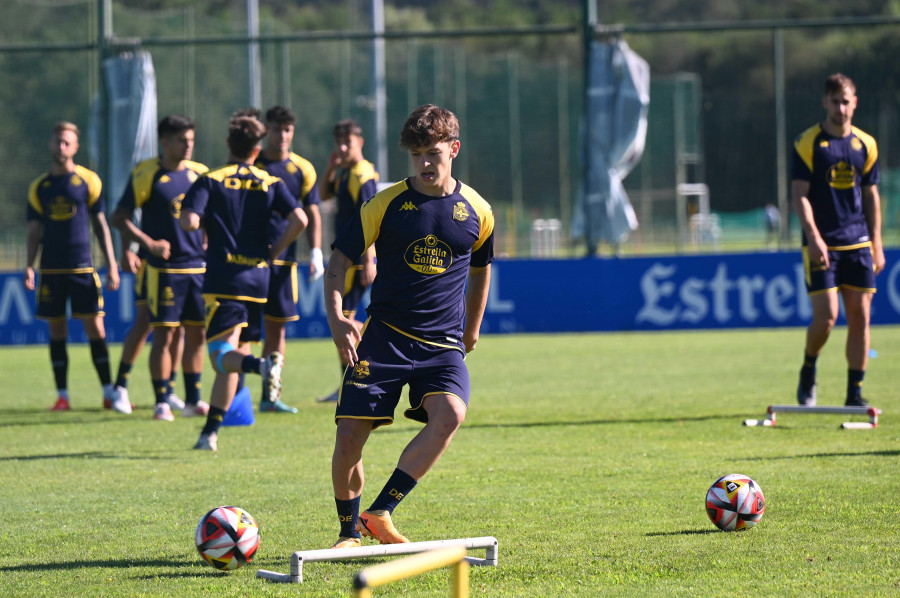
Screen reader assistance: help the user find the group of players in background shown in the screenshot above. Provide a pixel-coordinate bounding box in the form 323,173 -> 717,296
25,102 -> 497,547
23,71 -> 883,546
25,107 -> 375,421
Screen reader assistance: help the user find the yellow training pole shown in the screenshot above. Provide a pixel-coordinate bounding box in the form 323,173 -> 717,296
352,545 -> 469,597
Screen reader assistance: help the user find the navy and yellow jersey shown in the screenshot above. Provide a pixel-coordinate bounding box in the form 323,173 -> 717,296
118,158 -> 208,269
27,165 -> 104,273
792,123 -> 880,248
255,152 -> 321,263
327,159 -> 379,235
181,163 -> 299,301
332,178 -> 494,347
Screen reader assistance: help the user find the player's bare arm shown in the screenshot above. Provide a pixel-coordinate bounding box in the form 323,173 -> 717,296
360,245 -> 377,286
862,184 -> 885,274
319,151 -> 341,200
462,264 -> 491,353
324,249 -> 361,365
110,205 -> 171,261
304,202 -> 324,279
791,179 -> 829,268
269,207 -> 308,261
23,220 -> 41,291
91,212 -> 120,291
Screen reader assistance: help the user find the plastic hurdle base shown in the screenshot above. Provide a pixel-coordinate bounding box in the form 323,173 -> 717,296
256,536 -> 499,584
743,404 -> 882,429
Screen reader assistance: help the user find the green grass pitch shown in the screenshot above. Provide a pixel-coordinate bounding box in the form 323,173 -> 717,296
1,327 -> 898,596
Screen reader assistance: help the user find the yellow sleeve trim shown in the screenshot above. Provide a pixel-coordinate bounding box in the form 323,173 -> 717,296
289,153 -> 318,198
360,181 -> 407,249
27,173 -> 49,215
459,183 -> 495,251
130,158 -> 159,208
75,165 -> 103,208
851,126 -> 879,176
793,124 -> 821,174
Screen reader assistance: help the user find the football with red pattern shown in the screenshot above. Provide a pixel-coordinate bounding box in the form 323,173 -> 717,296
705,474 -> 765,531
195,506 -> 260,570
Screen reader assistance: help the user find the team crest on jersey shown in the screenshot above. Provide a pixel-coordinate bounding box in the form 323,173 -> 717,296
286,162 -> 298,174
452,202 -> 469,222
159,174 -> 172,184
851,137 -> 863,151
819,140 -> 830,148
70,175 -> 83,187
170,194 -> 185,219
404,234 -> 452,274
352,360 -> 370,379
828,161 -> 856,190
49,197 -> 76,221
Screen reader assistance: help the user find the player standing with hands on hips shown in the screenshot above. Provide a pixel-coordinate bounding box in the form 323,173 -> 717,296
325,104 -> 494,548
792,73 -> 885,408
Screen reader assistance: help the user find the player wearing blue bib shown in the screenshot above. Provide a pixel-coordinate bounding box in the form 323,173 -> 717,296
112,115 -> 209,421
317,119 -> 379,403
253,105 -> 324,412
181,114 -> 307,451
792,73 -> 886,408
325,105 -> 494,548
24,122 -> 129,414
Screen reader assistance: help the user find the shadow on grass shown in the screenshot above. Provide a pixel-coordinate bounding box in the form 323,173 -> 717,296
0,451 -> 170,462
0,408 -> 153,428
0,557 -> 197,574
740,449 -> 900,460
645,529 -> 719,537
453,413 -> 739,432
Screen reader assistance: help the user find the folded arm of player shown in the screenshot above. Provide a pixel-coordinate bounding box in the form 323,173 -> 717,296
269,207 -> 308,262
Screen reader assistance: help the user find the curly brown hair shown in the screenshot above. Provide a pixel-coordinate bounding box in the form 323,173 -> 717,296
399,104 -> 459,150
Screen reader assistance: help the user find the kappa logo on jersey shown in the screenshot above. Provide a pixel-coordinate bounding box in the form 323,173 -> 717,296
399,201 -> 418,211
49,197 -> 76,221
452,201 -> 469,222
404,234 -> 452,274
352,360 -> 370,379
286,162 -> 298,174
159,174 -> 171,184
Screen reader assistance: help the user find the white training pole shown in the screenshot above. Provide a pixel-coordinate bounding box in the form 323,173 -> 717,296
257,536 -> 499,584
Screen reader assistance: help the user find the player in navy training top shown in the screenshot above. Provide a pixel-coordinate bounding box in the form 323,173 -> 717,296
324,105 -> 494,548
111,115 -> 209,420
317,119 -> 379,402
253,105 -> 324,412
180,114 -> 307,451
24,121 -> 129,414
791,73 -> 885,408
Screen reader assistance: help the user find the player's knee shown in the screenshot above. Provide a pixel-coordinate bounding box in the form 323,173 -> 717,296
207,340 -> 235,373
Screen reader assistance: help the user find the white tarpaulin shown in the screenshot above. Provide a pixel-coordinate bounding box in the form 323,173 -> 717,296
91,51 -> 158,209
574,39 -> 649,249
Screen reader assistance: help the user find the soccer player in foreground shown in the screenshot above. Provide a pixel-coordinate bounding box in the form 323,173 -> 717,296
792,73 -> 885,407
254,105 -> 325,413
111,114 -> 209,420
325,104 -> 494,547
24,121 -> 130,414
180,114 -> 307,451
317,119 -> 379,403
